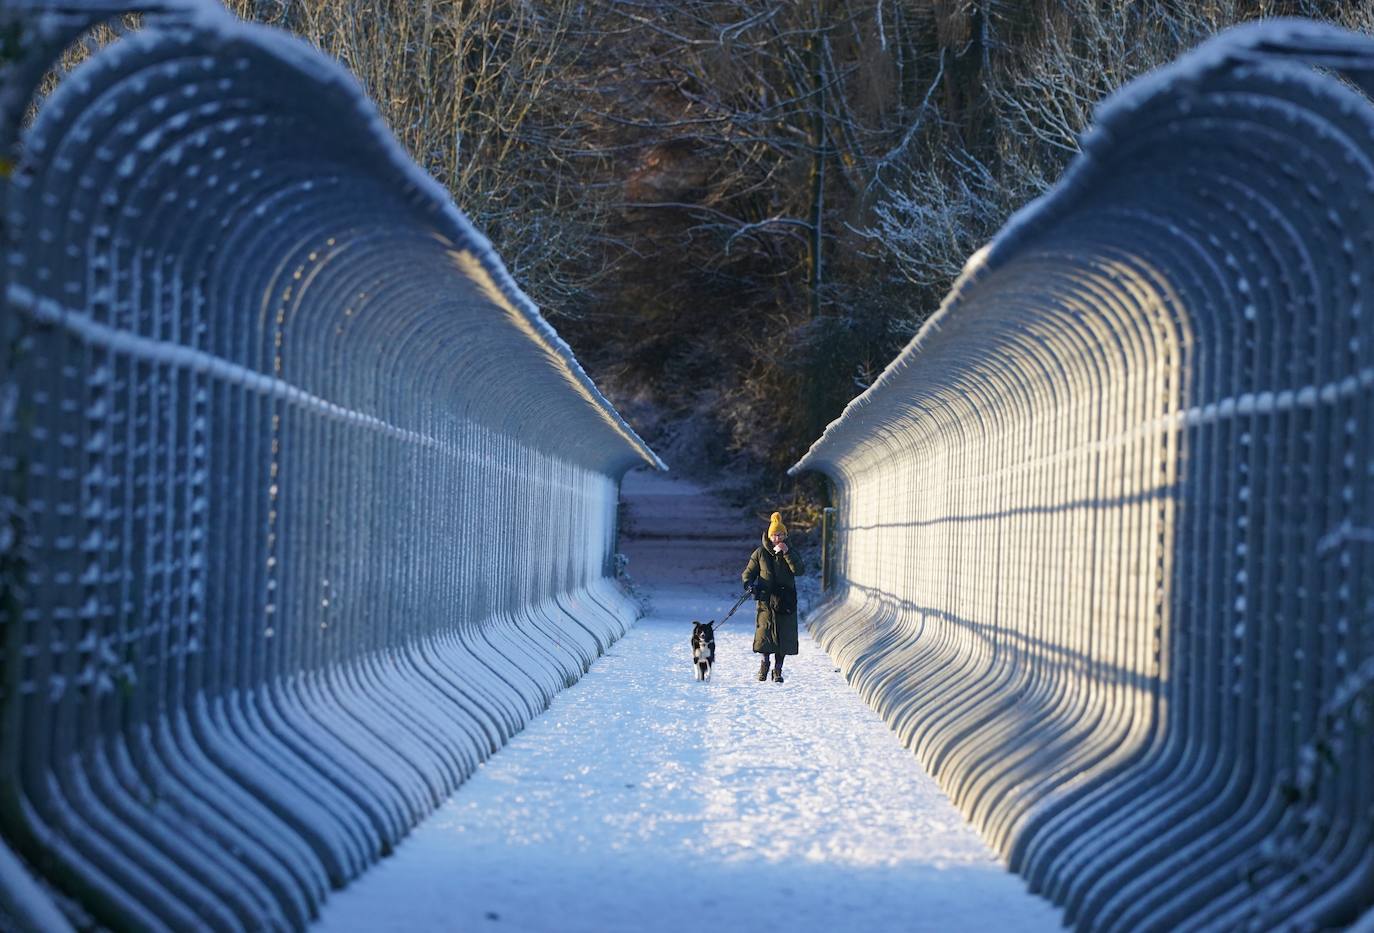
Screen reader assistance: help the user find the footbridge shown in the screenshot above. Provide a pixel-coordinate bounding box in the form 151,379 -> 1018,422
0,2 -> 1370,931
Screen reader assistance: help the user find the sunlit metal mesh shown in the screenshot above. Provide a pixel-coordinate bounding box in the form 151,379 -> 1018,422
793,20 -> 1374,932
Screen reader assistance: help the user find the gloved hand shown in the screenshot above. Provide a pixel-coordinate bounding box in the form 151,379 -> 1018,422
748,578 -> 769,600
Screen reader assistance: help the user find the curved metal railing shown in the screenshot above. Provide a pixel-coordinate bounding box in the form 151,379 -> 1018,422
793,20 -> 1373,932
0,1 -> 662,929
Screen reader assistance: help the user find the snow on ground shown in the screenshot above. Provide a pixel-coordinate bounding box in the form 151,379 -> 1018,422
313,470 -> 1063,932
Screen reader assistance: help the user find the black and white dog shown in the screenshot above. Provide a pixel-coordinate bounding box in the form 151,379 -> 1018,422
690,621 -> 716,681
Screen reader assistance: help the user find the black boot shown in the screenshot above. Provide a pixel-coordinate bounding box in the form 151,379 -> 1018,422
757,657 -> 770,682
772,655 -> 785,683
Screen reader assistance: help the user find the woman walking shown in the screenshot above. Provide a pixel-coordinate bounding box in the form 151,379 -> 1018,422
742,511 -> 803,683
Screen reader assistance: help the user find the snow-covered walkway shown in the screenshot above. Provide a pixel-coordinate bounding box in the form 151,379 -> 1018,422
313,472 -> 1062,932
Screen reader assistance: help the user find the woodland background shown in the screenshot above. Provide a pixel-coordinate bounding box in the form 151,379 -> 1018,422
54,1 -> 1374,529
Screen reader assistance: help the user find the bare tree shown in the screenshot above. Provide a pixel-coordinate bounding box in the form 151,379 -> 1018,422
32,0 -> 1374,508
226,0 -> 624,315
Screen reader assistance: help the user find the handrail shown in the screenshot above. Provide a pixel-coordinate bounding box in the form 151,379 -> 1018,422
0,1 -> 662,929
792,20 -> 1374,931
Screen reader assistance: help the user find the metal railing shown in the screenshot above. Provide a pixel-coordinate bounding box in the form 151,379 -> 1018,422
0,1 -> 663,929
793,20 -> 1373,932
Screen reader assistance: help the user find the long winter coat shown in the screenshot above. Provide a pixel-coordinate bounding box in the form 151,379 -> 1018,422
742,531 -> 803,656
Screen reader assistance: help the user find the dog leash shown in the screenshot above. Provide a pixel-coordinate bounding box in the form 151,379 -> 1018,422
708,589 -> 754,631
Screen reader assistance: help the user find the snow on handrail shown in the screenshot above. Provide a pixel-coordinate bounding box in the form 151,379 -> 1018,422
792,19 -> 1374,932
0,1 -> 661,928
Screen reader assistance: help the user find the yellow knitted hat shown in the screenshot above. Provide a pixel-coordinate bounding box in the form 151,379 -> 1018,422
768,511 -> 787,538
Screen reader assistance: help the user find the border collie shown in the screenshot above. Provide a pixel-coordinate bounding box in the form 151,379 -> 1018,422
691,621 -> 716,681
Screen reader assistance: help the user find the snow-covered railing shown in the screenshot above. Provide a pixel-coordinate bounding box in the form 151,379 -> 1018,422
793,20 -> 1373,932
0,1 -> 662,929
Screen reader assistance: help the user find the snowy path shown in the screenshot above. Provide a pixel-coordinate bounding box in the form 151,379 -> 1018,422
313,472 -> 1062,932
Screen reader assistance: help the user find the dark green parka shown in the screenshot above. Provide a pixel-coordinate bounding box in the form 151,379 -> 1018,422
742,531 -> 804,655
